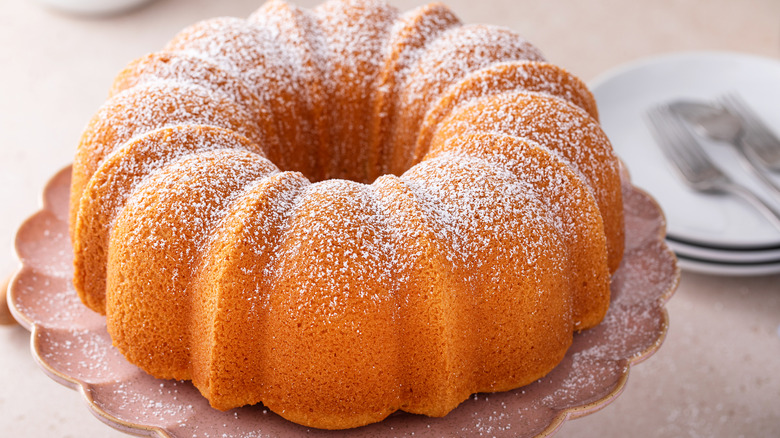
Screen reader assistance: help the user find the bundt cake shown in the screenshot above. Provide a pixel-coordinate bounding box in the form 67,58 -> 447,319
69,0 -> 625,430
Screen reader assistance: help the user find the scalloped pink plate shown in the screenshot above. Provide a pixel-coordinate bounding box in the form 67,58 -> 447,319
9,165 -> 677,437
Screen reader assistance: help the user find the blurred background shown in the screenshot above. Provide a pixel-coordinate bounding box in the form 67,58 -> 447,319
1,0 -> 779,436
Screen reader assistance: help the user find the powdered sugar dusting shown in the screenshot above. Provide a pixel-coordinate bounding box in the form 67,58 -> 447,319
250,0 -> 329,180
401,155 -> 565,284
206,171 -> 310,314
271,179 -> 396,320
165,17 -> 316,176
74,80 -> 264,207
105,150 -> 279,373
389,24 -> 546,174
414,61 -> 599,162
403,24 -> 546,101
66,0 -> 629,430
312,0 -> 398,181
370,2 -> 461,177
39,328 -> 118,381
95,126 -> 265,224
107,380 -> 197,424
166,17 -> 296,104
110,51 -> 263,117
74,126 -> 270,313
18,161 -> 675,437
115,150 -> 278,273
430,91 -> 624,269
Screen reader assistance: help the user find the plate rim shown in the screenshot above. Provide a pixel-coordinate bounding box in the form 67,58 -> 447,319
589,49 -> 780,90
666,238 -> 780,264
9,165 -> 679,437
675,253 -> 780,276
590,50 -> 780,249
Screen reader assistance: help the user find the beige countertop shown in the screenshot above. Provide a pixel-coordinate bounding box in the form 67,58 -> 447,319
2,0 -> 779,436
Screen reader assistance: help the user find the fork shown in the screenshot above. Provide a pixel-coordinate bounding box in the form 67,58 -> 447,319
718,92 -> 780,172
645,104 -> 780,231
668,98 -> 780,199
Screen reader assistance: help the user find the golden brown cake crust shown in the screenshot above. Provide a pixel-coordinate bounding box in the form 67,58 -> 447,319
73,125 -> 267,314
70,0 -> 624,430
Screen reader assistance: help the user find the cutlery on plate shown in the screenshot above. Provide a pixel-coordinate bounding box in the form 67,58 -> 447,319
719,93 -> 780,172
645,104 -> 780,232
669,97 -> 780,199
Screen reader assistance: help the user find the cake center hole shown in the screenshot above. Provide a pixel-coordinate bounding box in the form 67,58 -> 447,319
279,131 -> 413,185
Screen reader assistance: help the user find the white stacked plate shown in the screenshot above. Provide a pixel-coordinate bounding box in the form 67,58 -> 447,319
591,51 -> 780,276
